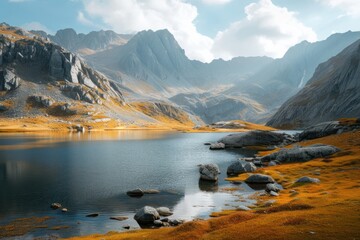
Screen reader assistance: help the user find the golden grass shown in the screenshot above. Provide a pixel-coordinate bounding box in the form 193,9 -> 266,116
0,217 -> 51,238
68,130 -> 360,240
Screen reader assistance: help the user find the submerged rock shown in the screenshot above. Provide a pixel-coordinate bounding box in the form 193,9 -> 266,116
296,176 -> 320,183
127,188 -> 144,197
219,131 -> 294,148
134,206 -> 160,225
110,216 -> 128,221
261,144 -> 340,163
199,164 -> 220,181
227,160 -> 256,175
143,189 -> 160,194
86,213 -> 99,217
245,174 -> 275,184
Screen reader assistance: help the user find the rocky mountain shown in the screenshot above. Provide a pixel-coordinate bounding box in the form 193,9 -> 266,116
0,24 -> 195,129
85,29 -> 273,96
31,28 -> 132,54
226,31 -> 360,110
267,39 -> 360,129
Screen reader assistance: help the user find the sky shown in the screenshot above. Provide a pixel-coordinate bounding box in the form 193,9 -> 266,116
1,0 -> 359,62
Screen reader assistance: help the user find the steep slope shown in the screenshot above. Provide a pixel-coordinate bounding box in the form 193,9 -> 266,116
0,24 -> 195,130
85,29 -> 273,95
227,31 -> 360,109
267,39 -> 360,128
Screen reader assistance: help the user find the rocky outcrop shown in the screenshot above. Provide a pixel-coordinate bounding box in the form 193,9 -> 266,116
0,25 -> 124,105
261,144 -> 340,163
28,95 -> 54,107
134,206 -> 160,225
199,164 -> 220,181
267,39 -> 360,128
227,160 -> 256,176
219,131 -> 294,149
0,69 -> 20,91
298,120 -> 360,141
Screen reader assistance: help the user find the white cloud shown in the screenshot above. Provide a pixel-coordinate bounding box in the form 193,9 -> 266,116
202,0 -> 232,5
79,0 -> 214,62
21,21 -> 52,34
212,0 -> 317,59
317,0 -> 360,17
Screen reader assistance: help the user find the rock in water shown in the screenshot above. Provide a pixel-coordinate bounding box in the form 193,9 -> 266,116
127,188 -> 144,197
219,131 -> 294,148
110,216 -> 128,221
199,164 -> 220,181
86,213 -> 99,217
245,174 -> 275,184
296,176 -> 320,183
227,160 -> 256,175
261,144 -> 340,163
156,207 -> 173,217
209,142 -> 225,150
50,203 -> 62,209
134,206 -> 160,225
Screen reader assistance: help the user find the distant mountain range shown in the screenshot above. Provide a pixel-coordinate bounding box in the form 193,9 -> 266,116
267,38 -> 360,128
5,23 -> 360,127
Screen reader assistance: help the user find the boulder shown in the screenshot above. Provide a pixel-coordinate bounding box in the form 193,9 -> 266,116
209,142 -> 225,150
227,160 -> 256,175
110,216 -> 128,221
134,206 -> 160,225
199,164 -> 220,181
153,220 -> 164,227
127,188 -> 144,197
296,176 -> 320,183
245,174 -> 275,184
219,131 -> 294,148
0,69 -> 20,91
261,144 -> 340,163
28,95 -> 54,107
156,207 -> 173,217
265,183 -> 281,193
269,191 -> 279,196
61,208 -> 68,212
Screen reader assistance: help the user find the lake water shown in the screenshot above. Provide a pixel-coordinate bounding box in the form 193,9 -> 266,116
0,131 -> 261,239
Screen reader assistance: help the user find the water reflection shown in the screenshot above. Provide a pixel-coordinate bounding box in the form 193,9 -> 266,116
0,131 -> 259,238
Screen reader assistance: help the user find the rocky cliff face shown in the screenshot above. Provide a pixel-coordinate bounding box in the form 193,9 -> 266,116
267,39 -> 360,129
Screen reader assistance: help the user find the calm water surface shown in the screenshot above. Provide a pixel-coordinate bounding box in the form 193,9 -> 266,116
0,131 -> 260,239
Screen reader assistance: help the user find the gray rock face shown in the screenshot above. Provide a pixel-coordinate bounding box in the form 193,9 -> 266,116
268,39 -> 360,128
134,206 -> 160,225
227,160 -> 256,175
0,69 -> 20,91
298,121 -> 360,141
219,131 -> 294,148
156,207 -> 173,217
28,95 -> 54,107
245,174 -> 275,184
296,176 -> 320,183
261,144 -> 340,163
199,164 -> 220,181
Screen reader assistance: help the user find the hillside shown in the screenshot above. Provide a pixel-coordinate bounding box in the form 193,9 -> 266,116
267,39 -> 360,128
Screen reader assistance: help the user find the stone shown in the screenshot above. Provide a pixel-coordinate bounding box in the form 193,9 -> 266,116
261,144 -> 340,163
123,225 -> 130,229
28,95 -> 54,107
199,164 -> 220,181
86,213 -> 99,217
110,216 -> 128,221
245,174 -> 275,184
263,200 -> 276,207
50,203 -> 62,209
204,142 -> 211,145
219,131 -> 294,148
143,189 -> 160,194
269,191 -> 279,196
0,69 -> 21,91
209,142 -> 225,150
169,219 -> 183,226
153,220 -> 163,227
134,206 -> 160,225
237,205 -> 251,211
268,161 -> 277,166
227,160 -> 256,175
61,208 -> 68,212
156,207 -> 173,217
265,183 -> 281,193
296,176 -> 320,183
127,188 -> 144,197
